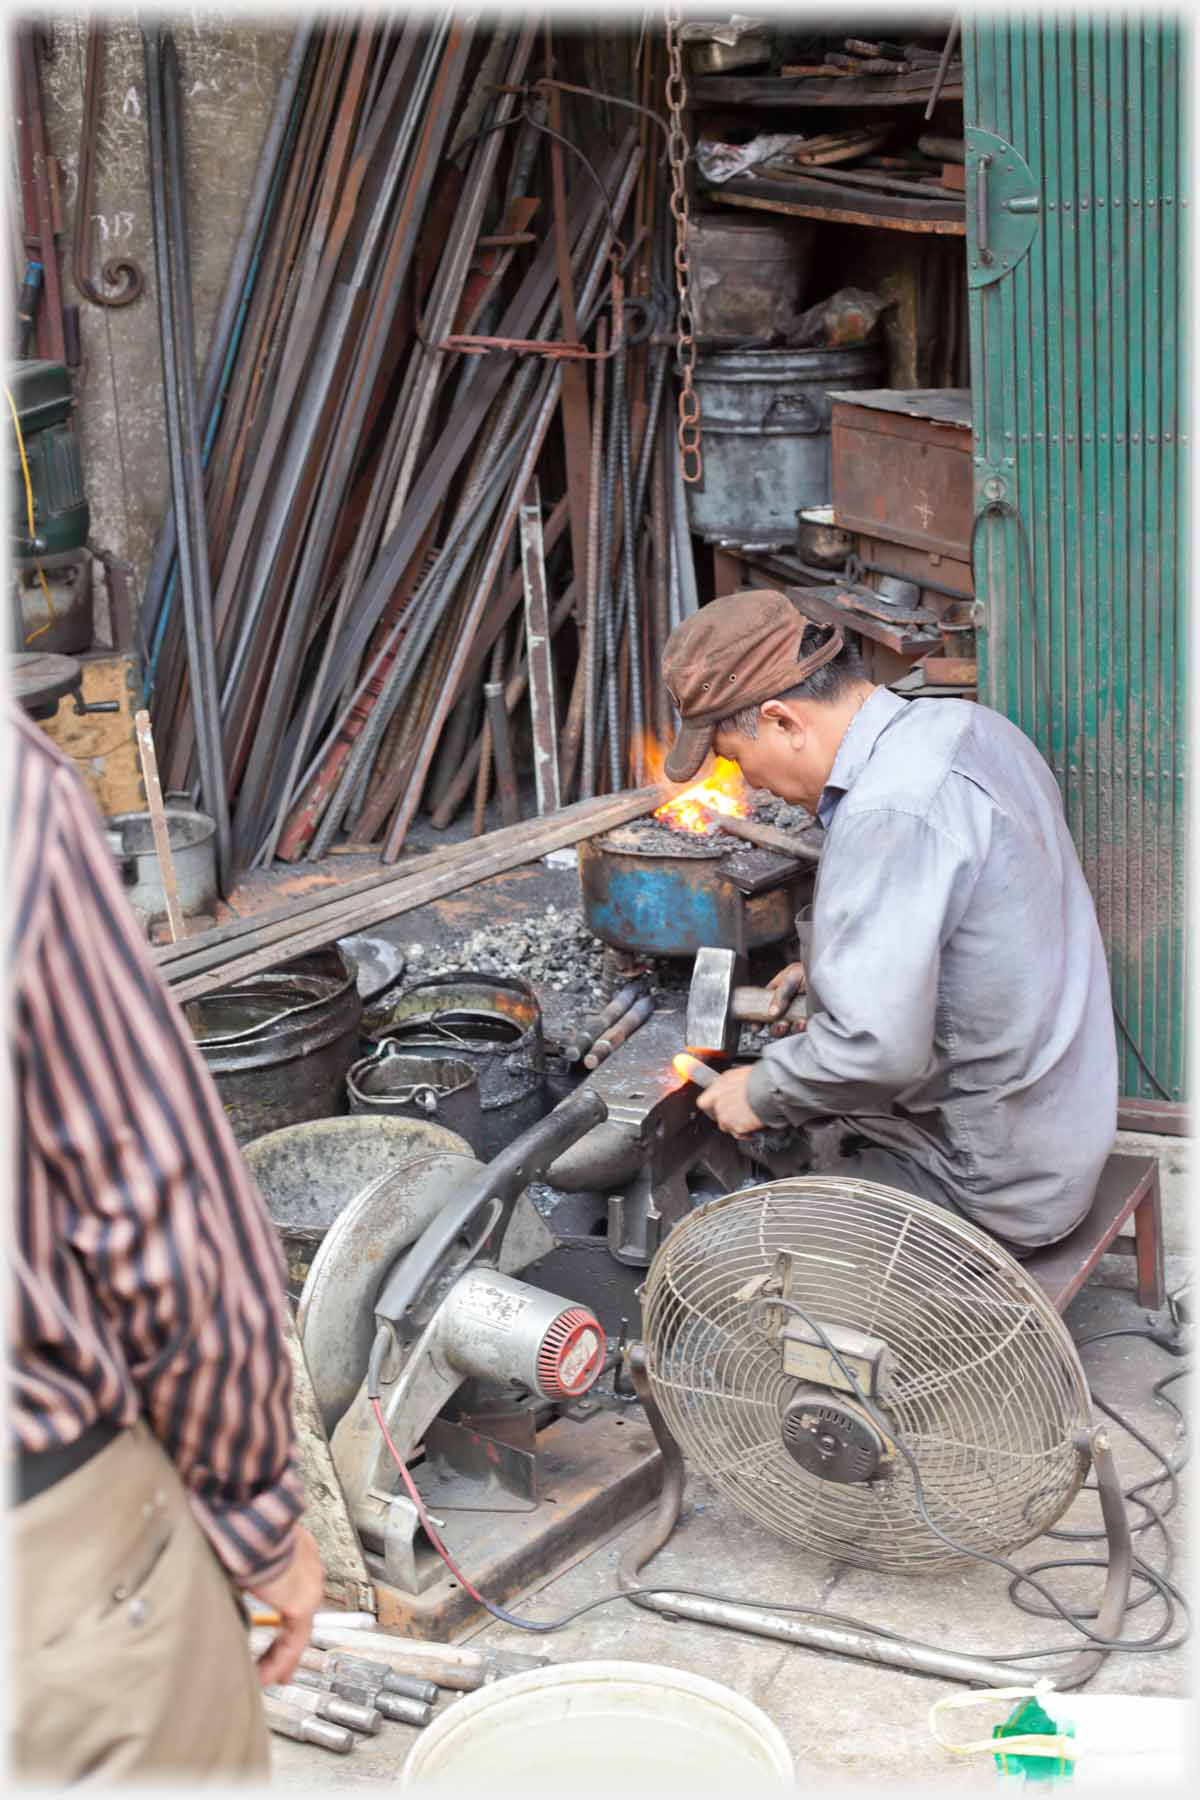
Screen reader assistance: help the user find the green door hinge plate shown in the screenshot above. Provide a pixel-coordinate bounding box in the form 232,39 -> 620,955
966,126 -> 1040,288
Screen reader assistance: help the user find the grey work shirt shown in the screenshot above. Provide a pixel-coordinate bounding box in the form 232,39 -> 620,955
744,688 -> 1118,1247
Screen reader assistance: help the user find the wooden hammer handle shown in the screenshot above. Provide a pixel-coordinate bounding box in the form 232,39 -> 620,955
732,985 -> 807,1026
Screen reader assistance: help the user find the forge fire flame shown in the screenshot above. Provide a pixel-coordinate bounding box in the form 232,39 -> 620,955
654,757 -> 749,836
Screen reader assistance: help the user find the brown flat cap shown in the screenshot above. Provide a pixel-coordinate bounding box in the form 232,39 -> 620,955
662,589 -> 844,782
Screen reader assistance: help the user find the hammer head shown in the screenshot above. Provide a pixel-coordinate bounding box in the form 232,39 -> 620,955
686,946 -> 749,1055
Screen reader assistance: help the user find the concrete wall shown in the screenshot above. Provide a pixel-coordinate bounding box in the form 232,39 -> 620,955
38,12 -> 293,627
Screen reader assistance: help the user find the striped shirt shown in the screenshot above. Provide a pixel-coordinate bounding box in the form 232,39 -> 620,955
8,707 -> 305,1585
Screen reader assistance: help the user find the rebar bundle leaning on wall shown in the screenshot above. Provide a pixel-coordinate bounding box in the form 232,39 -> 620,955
139,16 -> 692,876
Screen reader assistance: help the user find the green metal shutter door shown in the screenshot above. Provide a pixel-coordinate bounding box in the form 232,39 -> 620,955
964,16 -> 1188,1106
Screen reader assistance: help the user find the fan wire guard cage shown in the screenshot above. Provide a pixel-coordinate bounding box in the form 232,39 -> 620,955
641,1178 -> 1092,1573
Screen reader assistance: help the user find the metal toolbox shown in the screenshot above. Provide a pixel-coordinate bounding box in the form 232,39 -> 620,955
827,389 -> 973,562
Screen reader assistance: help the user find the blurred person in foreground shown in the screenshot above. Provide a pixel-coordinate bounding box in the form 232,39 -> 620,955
7,703 -> 323,1780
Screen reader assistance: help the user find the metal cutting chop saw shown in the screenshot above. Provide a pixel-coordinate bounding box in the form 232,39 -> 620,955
294,1089 -> 663,1628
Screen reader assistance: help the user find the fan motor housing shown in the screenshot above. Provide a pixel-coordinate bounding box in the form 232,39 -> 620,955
781,1386 -> 890,1484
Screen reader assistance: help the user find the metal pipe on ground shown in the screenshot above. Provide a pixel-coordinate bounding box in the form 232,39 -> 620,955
251,1632 -> 439,1703
261,1694 -> 355,1753
618,1346 -> 1030,1688
583,994 -> 655,1068
562,978 -> 645,1064
289,1668 -> 433,1727
264,1683 -> 381,1735
309,1629 -> 548,1690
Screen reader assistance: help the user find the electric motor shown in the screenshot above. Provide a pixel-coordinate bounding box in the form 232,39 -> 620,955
436,1269 -> 606,1400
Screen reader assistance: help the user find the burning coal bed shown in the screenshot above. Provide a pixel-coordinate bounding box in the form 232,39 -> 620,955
601,793 -> 815,859
393,768 -> 814,1032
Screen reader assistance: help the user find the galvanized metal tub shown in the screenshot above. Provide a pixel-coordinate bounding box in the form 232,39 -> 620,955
191,947 -> 363,1145
687,215 -> 818,345
686,344 -> 885,541
243,1114 -> 472,1300
108,805 -> 217,929
578,832 -> 810,959
361,972 -> 547,1161
346,1045 -> 484,1155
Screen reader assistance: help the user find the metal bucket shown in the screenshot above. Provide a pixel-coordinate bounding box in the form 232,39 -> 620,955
242,1114 -> 472,1300
361,971 -> 546,1161
347,1045 -> 484,1154
686,344 -> 885,541
687,215 -> 818,345
108,805 -> 217,928
191,947 -> 363,1145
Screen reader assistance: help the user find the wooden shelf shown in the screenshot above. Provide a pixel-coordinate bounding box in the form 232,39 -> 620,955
692,71 -> 964,110
711,181 -> 965,237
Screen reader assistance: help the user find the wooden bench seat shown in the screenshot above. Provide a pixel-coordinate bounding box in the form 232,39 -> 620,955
1025,1152 -> 1164,1315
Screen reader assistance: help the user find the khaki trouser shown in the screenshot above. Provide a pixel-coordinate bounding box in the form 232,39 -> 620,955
10,1422 -> 269,1782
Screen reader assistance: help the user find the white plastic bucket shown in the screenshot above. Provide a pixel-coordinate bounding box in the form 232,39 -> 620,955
399,1659 -> 794,1794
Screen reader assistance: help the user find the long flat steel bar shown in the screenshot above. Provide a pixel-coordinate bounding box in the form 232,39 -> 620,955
518,482 -> 561,814
167,787 -> 665,1000
143,25 -> 231,889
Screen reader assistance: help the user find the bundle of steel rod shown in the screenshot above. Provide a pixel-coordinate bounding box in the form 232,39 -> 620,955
141,18 -> 694,887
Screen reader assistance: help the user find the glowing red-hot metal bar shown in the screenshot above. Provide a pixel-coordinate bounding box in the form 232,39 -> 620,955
673,1052 -> 719,1091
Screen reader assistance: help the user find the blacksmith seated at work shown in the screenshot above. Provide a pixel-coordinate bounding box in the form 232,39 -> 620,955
662,588 -> 1118,1257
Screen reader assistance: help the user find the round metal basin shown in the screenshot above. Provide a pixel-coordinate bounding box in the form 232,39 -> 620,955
191,946 -> 362,1144
243,1112 -> 472,1299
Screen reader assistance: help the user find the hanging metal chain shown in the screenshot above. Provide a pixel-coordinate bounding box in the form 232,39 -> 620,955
665,5 -> 702,484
